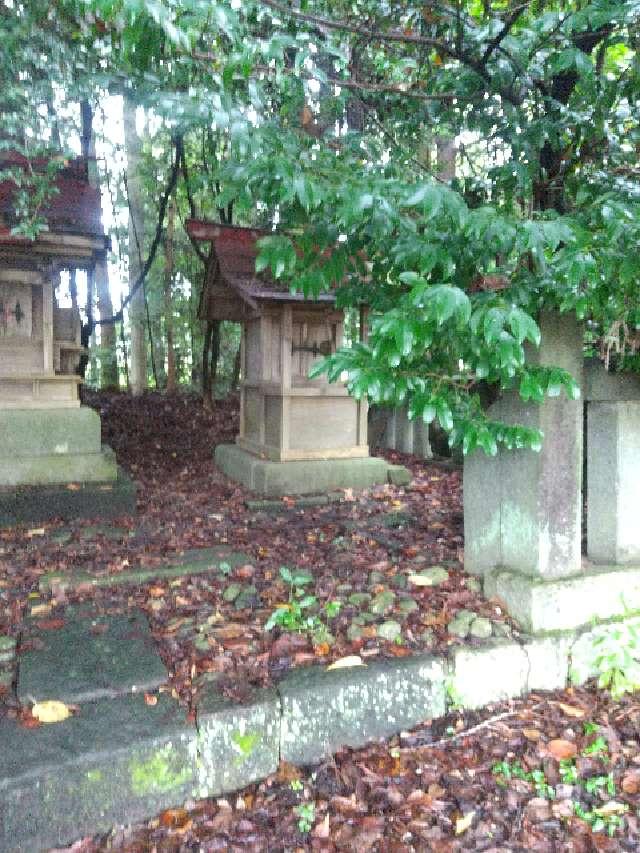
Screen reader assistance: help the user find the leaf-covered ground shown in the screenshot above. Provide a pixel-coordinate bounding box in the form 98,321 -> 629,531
61,686 -> 640,852
1,393 -> 640,850
0,391 -> 516,711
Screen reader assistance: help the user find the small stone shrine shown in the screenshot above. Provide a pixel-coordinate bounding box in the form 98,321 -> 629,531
0,151 -> 134,524
186,220 -> 391,495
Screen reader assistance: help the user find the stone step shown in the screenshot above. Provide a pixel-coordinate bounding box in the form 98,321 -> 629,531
18,609 -> 167,705
1,622 -> 592,852
39,546 -> 250,594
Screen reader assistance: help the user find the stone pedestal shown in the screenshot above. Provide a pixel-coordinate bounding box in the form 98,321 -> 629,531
215,444 -> 389,497
588,401 -> 640,564
0,407 -> 118,486
465,312 -> 584,583
0,407 -> 135,525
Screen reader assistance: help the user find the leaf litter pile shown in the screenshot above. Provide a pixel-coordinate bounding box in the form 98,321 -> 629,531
0,393 -> 639,849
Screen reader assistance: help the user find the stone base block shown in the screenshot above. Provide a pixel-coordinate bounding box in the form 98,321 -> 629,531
0,406 -> 102,458
215,444 -> 389,497
0,447 -> 118,486
449,637 -> 570,710
387,464 -> 412,486
194,685 -> 280,800
0,467 -> 136,527
485,564 -> 640,633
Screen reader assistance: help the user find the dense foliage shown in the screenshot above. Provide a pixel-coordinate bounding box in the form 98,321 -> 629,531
1,0 -> 639,452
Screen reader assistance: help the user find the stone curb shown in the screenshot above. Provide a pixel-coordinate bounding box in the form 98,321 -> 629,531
1,620 -> 631,851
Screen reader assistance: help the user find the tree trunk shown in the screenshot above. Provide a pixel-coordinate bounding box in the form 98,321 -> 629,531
210,319 -> 221,397
231,332 -> 241,391
202,320 -> 214,409
82,100 -> 119,389
123,95 -> 147,396
164,195 -> 177,392
95,260 -> 119,389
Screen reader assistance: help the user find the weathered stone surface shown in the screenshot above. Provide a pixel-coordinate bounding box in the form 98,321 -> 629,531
484,564 -> 640,633
39,547 -> 248,593
0,693 -> 197,853
0,448 -> 118,487
587,401 -> 640,564
450,642 -> 529,709
464,312 -> 583,581
0,467 -> 136,527
463,447 -> 502,576
447,609 -> 476,638
245,494 -> 334,512
0,407 -> 102,458
522,636 -> 570,691
215,444 -> 389,497
387,465 -> 412,487
18,610 -> 167,704
194,685 -> 280,799
469,617 -> 493,639
584,359 -> 640,402
279,655 -> 446,764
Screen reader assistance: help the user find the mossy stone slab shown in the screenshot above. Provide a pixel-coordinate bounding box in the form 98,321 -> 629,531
0,692 -> 197,853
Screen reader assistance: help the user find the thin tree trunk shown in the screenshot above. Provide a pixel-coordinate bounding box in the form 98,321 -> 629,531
123,95 -> 147,396
164,195 -> 177,392
202,320 -> 214,409
231,332 -> 241,391
82,100 -> 119,388
79,268 -> 95,380
69,268 -> 78,314
210,319 -> 221,398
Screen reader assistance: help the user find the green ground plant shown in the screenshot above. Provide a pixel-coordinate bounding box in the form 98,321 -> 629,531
294,802 -> 315,834
264,567 -> 340,645
571,620 -> 640,699
493,724 -> 629,837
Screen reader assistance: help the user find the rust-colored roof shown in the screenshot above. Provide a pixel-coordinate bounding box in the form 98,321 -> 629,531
186,220 -> 335,306
0,153 -> 104,240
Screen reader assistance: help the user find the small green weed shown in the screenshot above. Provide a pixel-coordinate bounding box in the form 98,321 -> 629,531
582,735 -> 609,758
294,802 -> 315,834
571,619 -> 640,699
265,567 -> 340,642
573,802 -> 627,836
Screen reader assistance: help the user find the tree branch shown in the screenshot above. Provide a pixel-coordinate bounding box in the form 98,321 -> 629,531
192,51 -> 461,102
481,3 -> 528,65
258,0 -> 523,105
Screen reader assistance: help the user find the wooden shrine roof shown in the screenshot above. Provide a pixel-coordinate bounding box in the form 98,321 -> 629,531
186,220 -> 336,312
0,153 -> 104,245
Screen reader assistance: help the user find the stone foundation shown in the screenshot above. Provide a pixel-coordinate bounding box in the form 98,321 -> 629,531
0,468 -> 135,527
215,443 -> 390,496
485,563 -> 640,633
0,407 -> 118,486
